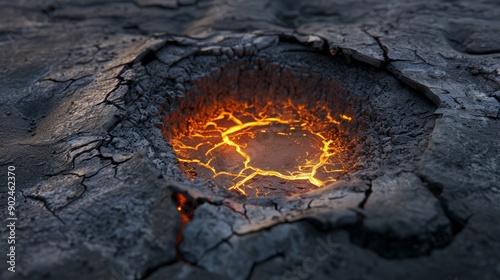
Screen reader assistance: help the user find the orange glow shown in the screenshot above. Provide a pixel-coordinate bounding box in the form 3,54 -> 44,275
175,193 -> 193,260
340,114 -> 352,121
176,193 -> 191,227
167,98 -> 354,197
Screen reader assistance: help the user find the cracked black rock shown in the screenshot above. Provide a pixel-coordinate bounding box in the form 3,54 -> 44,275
0,1 -> 499,280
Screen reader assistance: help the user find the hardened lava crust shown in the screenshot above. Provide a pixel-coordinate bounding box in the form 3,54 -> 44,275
101,35 -> 459,267
1,1 -> 499,279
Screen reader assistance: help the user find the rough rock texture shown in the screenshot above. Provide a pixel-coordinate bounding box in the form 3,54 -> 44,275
0,0 -> 498,280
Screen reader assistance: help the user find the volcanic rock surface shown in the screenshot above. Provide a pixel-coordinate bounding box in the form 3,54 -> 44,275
0,0 -> 499,280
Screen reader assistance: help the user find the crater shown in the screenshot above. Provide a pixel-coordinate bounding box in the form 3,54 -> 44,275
110,36 -> 437,206
163,61 -> 364,198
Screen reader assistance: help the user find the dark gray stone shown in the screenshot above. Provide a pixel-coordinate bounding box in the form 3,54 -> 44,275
0,0 -> 498,279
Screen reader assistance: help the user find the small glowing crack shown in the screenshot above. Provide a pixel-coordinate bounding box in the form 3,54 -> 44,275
168,99 -> 354,197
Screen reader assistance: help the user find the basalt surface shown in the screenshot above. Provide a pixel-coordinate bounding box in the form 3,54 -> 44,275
0,1 -> 499,280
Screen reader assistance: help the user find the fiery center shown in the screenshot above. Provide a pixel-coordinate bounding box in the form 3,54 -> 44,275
168,99 -> 353,197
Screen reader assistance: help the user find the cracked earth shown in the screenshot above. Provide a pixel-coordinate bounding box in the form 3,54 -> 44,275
0,0 -> 499,280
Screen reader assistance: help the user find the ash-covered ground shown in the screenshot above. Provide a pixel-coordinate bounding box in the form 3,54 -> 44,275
0,0 -> 499,280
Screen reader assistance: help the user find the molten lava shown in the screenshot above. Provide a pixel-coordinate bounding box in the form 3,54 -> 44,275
166,99 -> 354,197
175,193 -> 193,259
176,193 -> 193,228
